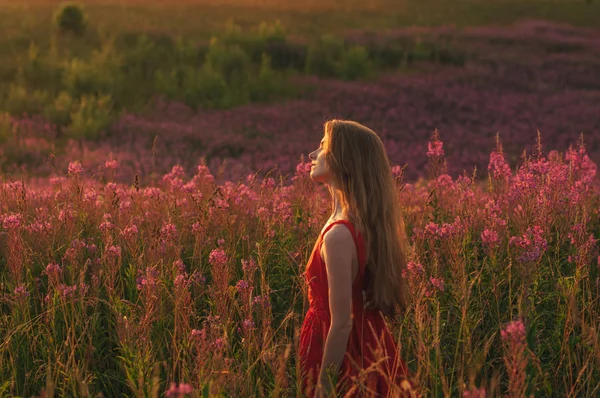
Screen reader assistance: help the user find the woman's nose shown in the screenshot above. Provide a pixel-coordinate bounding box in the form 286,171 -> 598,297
309,151 -> 315,161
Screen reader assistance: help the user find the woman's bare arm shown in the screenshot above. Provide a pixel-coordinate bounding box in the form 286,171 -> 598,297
318,225 -> 356,391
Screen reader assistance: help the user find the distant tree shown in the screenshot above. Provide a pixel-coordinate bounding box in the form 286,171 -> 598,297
54,3 -> 87,36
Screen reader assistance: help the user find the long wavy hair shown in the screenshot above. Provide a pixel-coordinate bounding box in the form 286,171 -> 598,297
323,119 -> 409,317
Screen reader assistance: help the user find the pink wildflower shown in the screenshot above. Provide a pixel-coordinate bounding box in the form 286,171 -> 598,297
391,165 -> 403,179
481,229 -> 500,248
106,245 -> 121,258
404,261 -> 424,278
2,213 -> 22,229
104,159 -> 118,169
161,223 -> 178,240
427,140 -> 444,158
235,279 -> 250,293
488,151 -> 512,180
209,249 -> 228,267
14,284 -> 29,299
68,161 -> 83,175
463,387 -> 486,398
241,258 -> 258,274
242,318 -> 256,331
83,189 -> 97,203
430,277 -> 445,291
501,319 -> 528,398
44,262 -> 62,283
165,382 -> 193,397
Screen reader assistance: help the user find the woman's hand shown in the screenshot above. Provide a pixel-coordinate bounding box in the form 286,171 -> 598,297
315,376 -> 333,398
316,363 -> 338,397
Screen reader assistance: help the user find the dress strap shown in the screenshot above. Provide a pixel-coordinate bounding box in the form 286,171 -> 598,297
320,220 -> 357,241
320,220 -> 365,277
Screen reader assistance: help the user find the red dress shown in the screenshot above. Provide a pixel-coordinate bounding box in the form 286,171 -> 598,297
299,220 -> 408,397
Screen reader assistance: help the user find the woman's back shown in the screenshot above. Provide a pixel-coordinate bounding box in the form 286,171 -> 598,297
299,219 -> 408,397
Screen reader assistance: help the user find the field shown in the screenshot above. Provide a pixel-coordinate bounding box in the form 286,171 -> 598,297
1,0 -> 600,397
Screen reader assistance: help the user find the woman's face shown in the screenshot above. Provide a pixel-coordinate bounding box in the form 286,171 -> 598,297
308,136 -> 332,183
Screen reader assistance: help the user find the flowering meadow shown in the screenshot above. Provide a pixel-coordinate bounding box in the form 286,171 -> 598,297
1,131 -> 599,397
2,19 -> 599,186
1,2 -> 600,396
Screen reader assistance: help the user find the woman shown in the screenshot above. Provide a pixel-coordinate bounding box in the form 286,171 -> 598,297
299,120 -> 412,397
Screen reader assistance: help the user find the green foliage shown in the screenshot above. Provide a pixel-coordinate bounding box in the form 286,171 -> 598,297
22,42 -> 63,91
4,83 -> 49,116
66,94 -> 114,140
204,37 -> 251,87
154,64 -> 231,110
433,43 -> 468,66
53,3 -> 87,36
257,19 -> 287,44
43,91 -> 76,128
121,34 -> 173,82
305,34 -> 345,78
339,45 -> 374,81
408,39 -> 435,63
0,112 -> 11,144
247,54 -> 283,102
367,39 -> 412,69
62,39 -> 122,99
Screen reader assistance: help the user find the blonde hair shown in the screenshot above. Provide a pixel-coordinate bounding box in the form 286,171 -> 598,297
324,119 -> 409,317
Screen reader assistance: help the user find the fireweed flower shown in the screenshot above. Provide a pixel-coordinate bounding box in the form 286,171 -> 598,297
509,226 -> 547,263
391,165 -> 403,179
196,164 -> 215,184
235,279 -> 250,294
161,223 -> 178,240
566,144 -> 597,184
190,328 -> 206,340
261,178 -> 276,189
57,284 -> 79,299
242,318 -> 256,331
143,187 -> 162,200
14,284 -> 29,299
99,220 -> 114,233
488,150 -> 512,181
430,277 -> 445,291
501,319 -> 528,397
58,208 -> 74,223
2,213 -> 22,229
83,189 -> 98,203
44,262 -> 62,284
120,224 -> 138,242
292,161 -> 312,181
68,161 -> 83,175
173,259 -> 186,274
241,258 -> 258,274
119,200 -> 132,212
427,140 -> 444,158
425,277 -> 445,297
104,159 -> 118,169
252,294 -> 271,307
402,261 -> 424,278
136,267 -> 159,291
191,222 -> 205,235
166,382 -> 193,397
481,229 -> 500,249
257,207 -> 270,220
27,220 -> 52,234
106,245 -> 121,259
212,337 -> 224,350
274,200 -> 292,222
209,249 -> 228,267
463,387 -> 486,398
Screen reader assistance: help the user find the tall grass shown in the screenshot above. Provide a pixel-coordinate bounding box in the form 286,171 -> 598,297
0,132 -> 598,396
